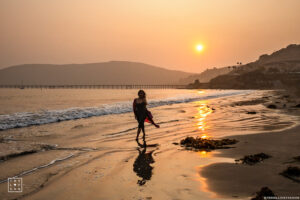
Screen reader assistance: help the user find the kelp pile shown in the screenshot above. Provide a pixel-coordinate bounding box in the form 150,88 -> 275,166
280,166 -> 300,183
251,187 -> 276,200
293,156 -> 300,162
179,137 -> 238,151
236,153 -> 271,165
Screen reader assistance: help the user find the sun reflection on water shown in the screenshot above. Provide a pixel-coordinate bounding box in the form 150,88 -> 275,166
193,100 -> 213,159
194,101 -> 213,134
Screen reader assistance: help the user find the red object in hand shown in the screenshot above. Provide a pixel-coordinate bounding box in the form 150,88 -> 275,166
145,110 -> 153,123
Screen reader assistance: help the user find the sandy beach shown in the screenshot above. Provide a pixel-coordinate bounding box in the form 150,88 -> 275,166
0,89 -> 299,200
201,124 -> 300,199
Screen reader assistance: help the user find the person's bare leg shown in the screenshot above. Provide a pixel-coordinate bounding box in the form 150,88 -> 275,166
147,116 -> 160,128
141,126 -> 146,141
136,128 -> 141,140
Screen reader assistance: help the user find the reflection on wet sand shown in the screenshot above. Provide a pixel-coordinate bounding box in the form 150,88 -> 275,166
194,101 -> 217,196
198,150 -> 210,158
133,139 -> 155,186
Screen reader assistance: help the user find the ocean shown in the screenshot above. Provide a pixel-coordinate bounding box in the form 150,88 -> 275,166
0,88 -> 297,134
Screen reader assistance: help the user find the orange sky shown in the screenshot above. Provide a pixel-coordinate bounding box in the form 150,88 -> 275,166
0,0 -> 300,73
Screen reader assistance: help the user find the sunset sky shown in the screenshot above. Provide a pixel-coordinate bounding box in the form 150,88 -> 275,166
1,0 -> 300,73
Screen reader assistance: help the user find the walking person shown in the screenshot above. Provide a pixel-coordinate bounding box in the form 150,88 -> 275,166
133,90 -> 160,141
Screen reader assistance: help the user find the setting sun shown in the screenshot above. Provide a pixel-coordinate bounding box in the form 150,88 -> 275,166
196,44 -> 204,52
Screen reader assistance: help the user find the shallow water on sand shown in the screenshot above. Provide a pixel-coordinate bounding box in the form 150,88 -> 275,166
0,89 -> 299,200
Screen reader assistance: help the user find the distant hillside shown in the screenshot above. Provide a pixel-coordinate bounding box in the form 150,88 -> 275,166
179,66 -> 232,84
257,44 -> 300,64
231,44 -> 300,74
208,44 -> 300,90
185,44 -> 300,86
0,61 -> 193,85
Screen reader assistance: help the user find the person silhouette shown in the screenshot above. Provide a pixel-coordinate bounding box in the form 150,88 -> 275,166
133,90 -> 160,141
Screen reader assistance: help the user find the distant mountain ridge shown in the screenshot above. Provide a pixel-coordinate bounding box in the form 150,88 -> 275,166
0,61 -> 193,85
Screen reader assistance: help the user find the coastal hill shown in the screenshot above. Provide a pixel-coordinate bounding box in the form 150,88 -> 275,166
232,44 -> 300,74
257,44 -> 300,64
179,66 -> 232,84
0,61 -> 193,85
189,44 -> 300,90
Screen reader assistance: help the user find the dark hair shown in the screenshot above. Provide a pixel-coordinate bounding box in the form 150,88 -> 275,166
138,90 -> 146,97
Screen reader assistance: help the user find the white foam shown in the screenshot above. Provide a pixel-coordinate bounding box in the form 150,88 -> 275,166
0,90 -> 250,130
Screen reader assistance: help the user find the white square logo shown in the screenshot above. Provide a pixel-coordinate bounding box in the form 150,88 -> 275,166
8,178 -> 22,193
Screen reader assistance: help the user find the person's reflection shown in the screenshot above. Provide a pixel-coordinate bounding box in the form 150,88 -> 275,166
133,139 -> 155,186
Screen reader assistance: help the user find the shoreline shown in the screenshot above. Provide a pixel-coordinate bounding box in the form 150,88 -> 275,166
200,89 -> 300,198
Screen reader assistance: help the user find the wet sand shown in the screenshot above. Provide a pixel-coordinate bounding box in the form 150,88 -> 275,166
200,124 -> 300,199
0,90 -> 299,200
200,91 -> 300,199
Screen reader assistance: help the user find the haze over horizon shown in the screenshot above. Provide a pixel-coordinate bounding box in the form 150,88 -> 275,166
1,0 -> 300,73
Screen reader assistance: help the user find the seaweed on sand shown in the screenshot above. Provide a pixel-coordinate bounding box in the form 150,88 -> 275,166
293,156 -> 300,162
179,137 -> 238,151
251,187 -> 276,200
267,104 -> 277,109
236,153 -> 271,165
280,166 -> 300,183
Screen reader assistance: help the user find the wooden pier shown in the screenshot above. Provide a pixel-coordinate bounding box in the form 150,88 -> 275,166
0,84 -> 187,89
